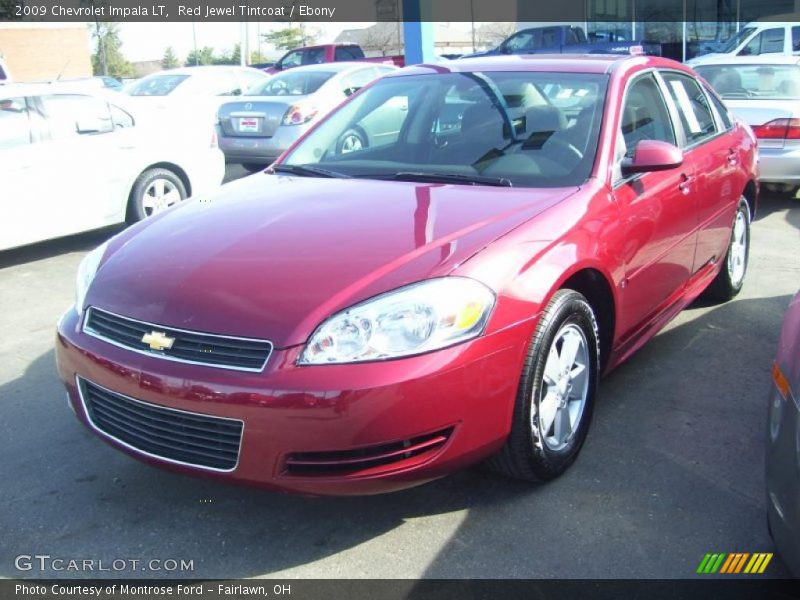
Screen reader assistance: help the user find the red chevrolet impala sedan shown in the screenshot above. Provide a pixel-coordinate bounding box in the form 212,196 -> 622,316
56,55 -> 758,495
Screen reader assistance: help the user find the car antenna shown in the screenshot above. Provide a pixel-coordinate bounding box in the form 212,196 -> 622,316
56,60 -> 71,81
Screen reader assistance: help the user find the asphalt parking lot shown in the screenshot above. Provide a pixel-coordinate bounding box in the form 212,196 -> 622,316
1,169 -> 798,579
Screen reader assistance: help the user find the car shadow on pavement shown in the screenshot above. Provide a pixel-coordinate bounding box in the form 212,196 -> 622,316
416,293 -> 794,578
0,227 -> 125,270
0,295 -> 793,579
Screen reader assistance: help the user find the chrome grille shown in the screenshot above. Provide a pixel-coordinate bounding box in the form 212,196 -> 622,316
84,307 -> 273,372
79,378 -> 243,471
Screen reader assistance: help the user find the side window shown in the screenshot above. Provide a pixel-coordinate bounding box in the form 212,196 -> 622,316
280,50 -> 303,69
661,72 -> 718,145
793,26 -> 800,52
620,74 -> 676,159
541,28 -> 558,48
357,94 -> 409,148
334,46 -> 359,61
203,72 -> 240,96
762,28 -> 786,53
341,68 -> 377,96
565,28 -> 579,45
41,94 -> 113,139
739,32 -> 762,56
0,97 -> 32,150
505,31 -> 535,53
304,48 -> 326,65
705,88 -> 733,130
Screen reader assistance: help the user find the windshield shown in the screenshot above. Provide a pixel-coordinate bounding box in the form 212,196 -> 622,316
127,74 -> 190,96
720,27 -> 756,53
697,64 -> 800,99
281,71 -> 608,188
247,71 -> 334,96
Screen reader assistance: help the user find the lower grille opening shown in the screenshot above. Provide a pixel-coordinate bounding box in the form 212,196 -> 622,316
79,378 -> 243,471
284,427 -> 454,477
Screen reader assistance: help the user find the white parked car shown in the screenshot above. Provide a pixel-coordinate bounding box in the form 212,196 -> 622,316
697,56 -> 800,192
688,17 -> 800,67
0,83 -> 225,251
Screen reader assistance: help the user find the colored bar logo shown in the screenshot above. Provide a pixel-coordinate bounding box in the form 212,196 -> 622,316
697,553 -> 773,574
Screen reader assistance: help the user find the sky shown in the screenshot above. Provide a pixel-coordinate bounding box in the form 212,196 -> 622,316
118,22 -> 373,63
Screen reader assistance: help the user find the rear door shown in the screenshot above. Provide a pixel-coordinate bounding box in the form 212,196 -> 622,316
659,70 -> 736,274
38,93 -> 132,232
612,72 -> 699,338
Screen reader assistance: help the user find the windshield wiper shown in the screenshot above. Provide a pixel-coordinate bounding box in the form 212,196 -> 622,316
392,171 -> 512,187
270,164 -> 351,179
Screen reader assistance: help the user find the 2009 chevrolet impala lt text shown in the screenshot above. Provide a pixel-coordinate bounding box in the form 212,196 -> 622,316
55,55 -> 758,495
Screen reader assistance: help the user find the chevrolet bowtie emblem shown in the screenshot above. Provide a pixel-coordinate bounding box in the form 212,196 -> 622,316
141,330 -> 175,351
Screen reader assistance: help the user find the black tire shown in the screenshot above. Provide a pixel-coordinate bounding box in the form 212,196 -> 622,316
127,168 -> 187,224
336,127 -> 368,154
486,289 -> 600,482
242,163 -> 268,173
705,196 -> 750,302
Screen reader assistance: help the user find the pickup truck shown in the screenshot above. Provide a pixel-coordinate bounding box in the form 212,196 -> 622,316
264,44 -> 404,74
466,25 -> 661,58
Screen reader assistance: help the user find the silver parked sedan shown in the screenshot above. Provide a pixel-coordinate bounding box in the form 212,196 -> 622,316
217,62 -> 397,171
697,57 -> 800,193
767,291 -> 800,576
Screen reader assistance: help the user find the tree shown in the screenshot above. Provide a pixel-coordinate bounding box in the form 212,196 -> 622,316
185,46 -> 216,66
261,25 -> 317,50
90,22 -> 135,78
248,49 -> 271,65
162,46 -> 180,70
212,44 -> 241,65
475,22 -> 518,49
360,22 -> 402,56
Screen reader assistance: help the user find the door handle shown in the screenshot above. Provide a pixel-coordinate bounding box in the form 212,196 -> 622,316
678,173 -> 694,195
727,149 -> 738,166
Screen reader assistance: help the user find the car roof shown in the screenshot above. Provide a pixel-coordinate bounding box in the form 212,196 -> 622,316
146,65 -> 261,76
274,62 -> 397,75
692,55 -> 800,66
389,54 -> 686,77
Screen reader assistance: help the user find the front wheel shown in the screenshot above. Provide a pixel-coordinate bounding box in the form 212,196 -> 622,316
127,168 -> 187,223
336,128 -> 367,154
705,196 -> 750,302
486,289 -> 599,482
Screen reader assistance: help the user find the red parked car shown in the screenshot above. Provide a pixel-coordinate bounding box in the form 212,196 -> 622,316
56,55 -> 758,495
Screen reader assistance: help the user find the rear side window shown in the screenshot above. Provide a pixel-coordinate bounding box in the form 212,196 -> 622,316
661,72 -> 718,145
0,97 -> 32,150
335,46 -> 362,60
793,26 -> 800,52
705,87 -> 733,130
620,74 -> 676,157
41,94 -> 113,140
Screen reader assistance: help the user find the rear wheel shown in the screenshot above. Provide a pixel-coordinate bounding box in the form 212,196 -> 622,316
486,289 -> 599,482
336,128 -> 367,154
127,168 -> 186,223
705,196 -> 750,302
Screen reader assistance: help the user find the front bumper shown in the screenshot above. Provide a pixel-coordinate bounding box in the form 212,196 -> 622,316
217,124 -> 309,165
56,307 -> 531,495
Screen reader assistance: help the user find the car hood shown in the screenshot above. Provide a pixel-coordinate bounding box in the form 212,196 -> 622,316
88,174 -> 577,348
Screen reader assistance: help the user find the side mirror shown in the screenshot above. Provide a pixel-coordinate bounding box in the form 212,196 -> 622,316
621,140 -> 683,176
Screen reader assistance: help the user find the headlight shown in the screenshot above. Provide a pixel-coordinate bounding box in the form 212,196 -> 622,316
299,278 -> 496,365
75,241 -> 109,315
